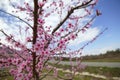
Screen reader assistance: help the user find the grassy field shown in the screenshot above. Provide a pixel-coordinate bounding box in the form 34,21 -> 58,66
49,63 -> 120,77
82,58 -> 120,62
0,69 -> 107,80
0,63 -> 120,80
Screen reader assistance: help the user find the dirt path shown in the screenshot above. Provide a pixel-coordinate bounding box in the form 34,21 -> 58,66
56,68 -> 120,80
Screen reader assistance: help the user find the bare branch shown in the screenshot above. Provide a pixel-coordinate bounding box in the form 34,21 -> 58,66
0,10 -> 33,29
52,0 -> 93,35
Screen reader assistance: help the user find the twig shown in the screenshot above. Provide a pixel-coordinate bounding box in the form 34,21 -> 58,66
0,10 -> 33,29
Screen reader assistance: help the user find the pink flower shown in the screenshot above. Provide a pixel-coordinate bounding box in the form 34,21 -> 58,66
5,36 -> 12,42
38,2 -> 45,7
52,1 -> 57,6
68,23 -> 73,28
55,32 -> 61,36
17,73 -> 23,79
41,51 -> 45,55
38,18 -> 45,25
9,69 -> 17,75
28,72 -> 32,78
70,34 -> 76,40
44,51 -> 49,54
64,38 -> 68,42
18,7 -> 26,11
7,58 -> 12,63
81,28 -> 86,33
26,37 -> 31,42
59,40 -> 65,45
14,42 -> 20,47
60,28 -> 64,32
34,43 -> 41,52
58,44 -> 63,49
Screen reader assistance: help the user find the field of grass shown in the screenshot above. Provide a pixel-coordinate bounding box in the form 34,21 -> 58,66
82,58 -> 120,62
0,63 -> 120,80
0,69 -> 106,80
0,68 -> 13,80
49,63 -> 120,77
84,66 -> 120,77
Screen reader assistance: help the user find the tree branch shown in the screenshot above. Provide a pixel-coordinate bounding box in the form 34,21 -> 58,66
32,0 -> 39,79
0,10 -> 33,29
0,30 -> 26,60
61,15 -> 96,39
45,0 -> 94,54
52,0 -> 93,35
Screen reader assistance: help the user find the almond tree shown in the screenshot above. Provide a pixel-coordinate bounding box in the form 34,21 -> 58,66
0,0 -> 107,80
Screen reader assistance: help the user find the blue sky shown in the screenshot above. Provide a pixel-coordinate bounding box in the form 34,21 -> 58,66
83,0 -> 120,55
0,0 -> 120,55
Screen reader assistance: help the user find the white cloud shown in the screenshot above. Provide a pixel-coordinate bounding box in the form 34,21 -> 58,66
68,27 -> 100,47
82,46 -> 119,56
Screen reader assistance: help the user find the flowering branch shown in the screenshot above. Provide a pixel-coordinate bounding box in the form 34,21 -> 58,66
52,0 -> 93,34
0,30 -> 26,60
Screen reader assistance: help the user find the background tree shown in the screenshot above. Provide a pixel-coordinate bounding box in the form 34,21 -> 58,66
0,0 -> 107,80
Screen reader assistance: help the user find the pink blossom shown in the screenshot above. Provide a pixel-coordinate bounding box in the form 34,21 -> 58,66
55,32 -> 61,36
81,28 -> 86,33
59,40 -> 65,45
9,69 -> 17,75
38,18 -> 45,25
44,50 -> 49,54
60,28 -> 64,32
69,34 -> 76,40
26,37 -> 31,42
27,72 -> 33,79
64,38 -> 68,42
17,73 -> 23,79
5,36 -> 12,42
68,23 -> 73,28
58,44 -> 63,49
38,2 -> 45,7
7,58 -> 12,63
14,42 -> 20,47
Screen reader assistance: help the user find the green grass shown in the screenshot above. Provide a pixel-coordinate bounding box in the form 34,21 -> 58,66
84,66 -> 120,77
74,74 -> 106,80
0,68 -> 13,80
1,64 -> 120,80
43,70 -> 107,80
82,58 -> 120,62
48,63 -> 120,77
0,76 -> 13,80
0,67 -> 108,80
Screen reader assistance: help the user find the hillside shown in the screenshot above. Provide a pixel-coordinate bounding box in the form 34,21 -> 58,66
82,49 -> 120,62
59,49 -> 120,62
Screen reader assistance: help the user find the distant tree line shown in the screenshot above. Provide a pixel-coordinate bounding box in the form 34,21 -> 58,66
54,48 -> 120,61
82,48 -> 120,60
